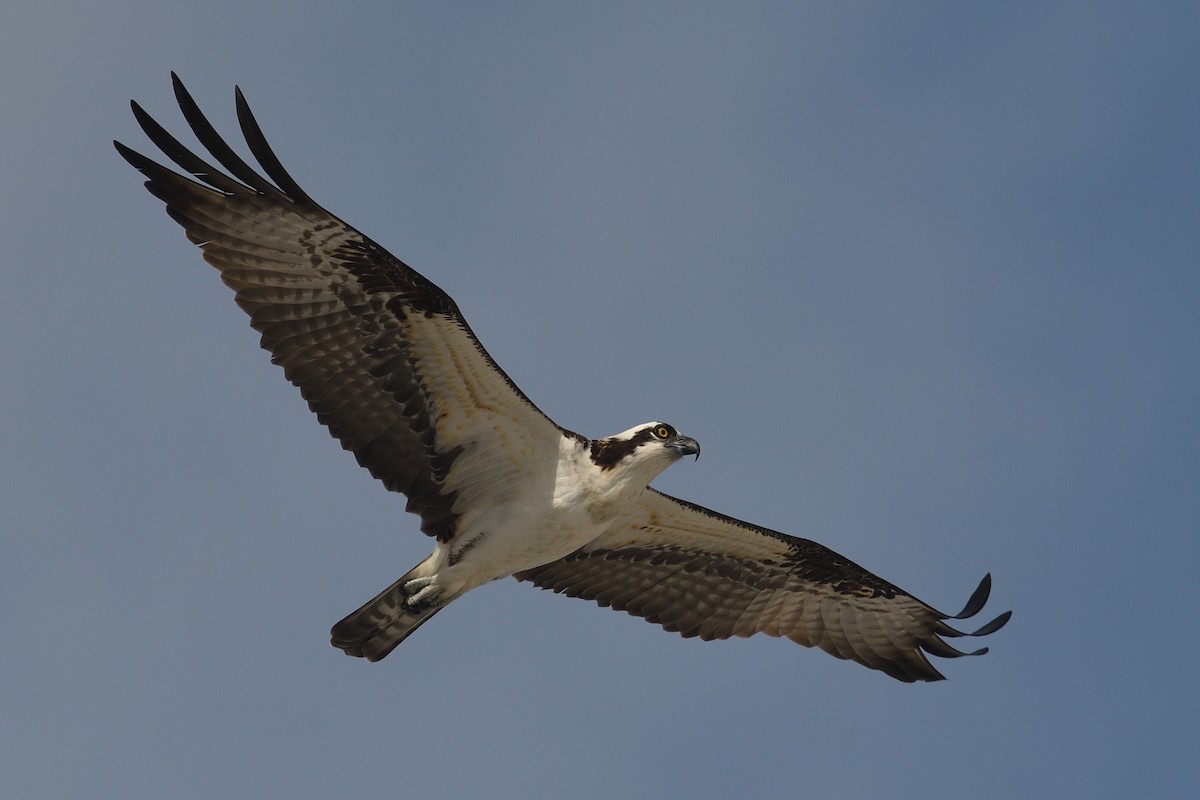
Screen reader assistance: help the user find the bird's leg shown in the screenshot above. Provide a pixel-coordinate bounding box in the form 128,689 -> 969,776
403,576 -> 440,610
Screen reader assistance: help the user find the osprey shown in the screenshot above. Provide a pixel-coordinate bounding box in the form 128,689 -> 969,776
116,75 -> 1010,682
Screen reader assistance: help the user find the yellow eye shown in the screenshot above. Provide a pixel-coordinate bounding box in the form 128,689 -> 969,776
654,425 -> 671,439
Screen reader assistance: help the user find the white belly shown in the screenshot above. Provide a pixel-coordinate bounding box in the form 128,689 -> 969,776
449,474 -> 628,581
429,451 -> 640,594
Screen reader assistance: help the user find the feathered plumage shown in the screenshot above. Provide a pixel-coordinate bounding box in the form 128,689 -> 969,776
117,74 -> 1008,682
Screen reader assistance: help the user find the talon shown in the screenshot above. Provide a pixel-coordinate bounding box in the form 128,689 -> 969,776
404,577 -> 439,610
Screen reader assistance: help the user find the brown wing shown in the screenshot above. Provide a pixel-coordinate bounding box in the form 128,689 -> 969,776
116,73 -> 564,541
517,488 -> 1010,682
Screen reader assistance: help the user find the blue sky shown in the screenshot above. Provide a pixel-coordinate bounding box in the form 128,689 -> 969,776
3,3 -> 1198,798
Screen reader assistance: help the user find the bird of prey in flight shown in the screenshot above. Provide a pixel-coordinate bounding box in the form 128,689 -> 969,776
116,74 -> 1009,682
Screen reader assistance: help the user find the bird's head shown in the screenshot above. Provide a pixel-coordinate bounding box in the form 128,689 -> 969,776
589,422 -> 700,480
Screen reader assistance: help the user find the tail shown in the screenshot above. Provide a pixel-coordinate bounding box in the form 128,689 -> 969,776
330,565 -> 450,662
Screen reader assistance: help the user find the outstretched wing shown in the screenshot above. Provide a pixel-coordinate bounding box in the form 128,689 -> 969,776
517,488 -> 1010,681
116,73 -> 564,541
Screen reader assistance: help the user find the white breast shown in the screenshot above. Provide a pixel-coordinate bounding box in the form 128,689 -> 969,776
432,434 -> 641,592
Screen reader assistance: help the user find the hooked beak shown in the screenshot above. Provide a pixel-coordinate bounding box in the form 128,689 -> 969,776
668,435 -> 701,461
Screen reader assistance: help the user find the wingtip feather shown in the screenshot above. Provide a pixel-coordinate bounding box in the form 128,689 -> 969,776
971,609 -> 1012,637
949,573 -> 993,620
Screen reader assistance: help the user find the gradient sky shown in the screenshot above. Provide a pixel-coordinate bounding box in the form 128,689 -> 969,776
4,3 -> 1198,798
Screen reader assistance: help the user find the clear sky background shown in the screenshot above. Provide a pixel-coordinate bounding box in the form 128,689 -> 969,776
3,3 -> 1198,798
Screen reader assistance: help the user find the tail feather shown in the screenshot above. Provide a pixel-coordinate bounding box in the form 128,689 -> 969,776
330,567 -> 447,662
